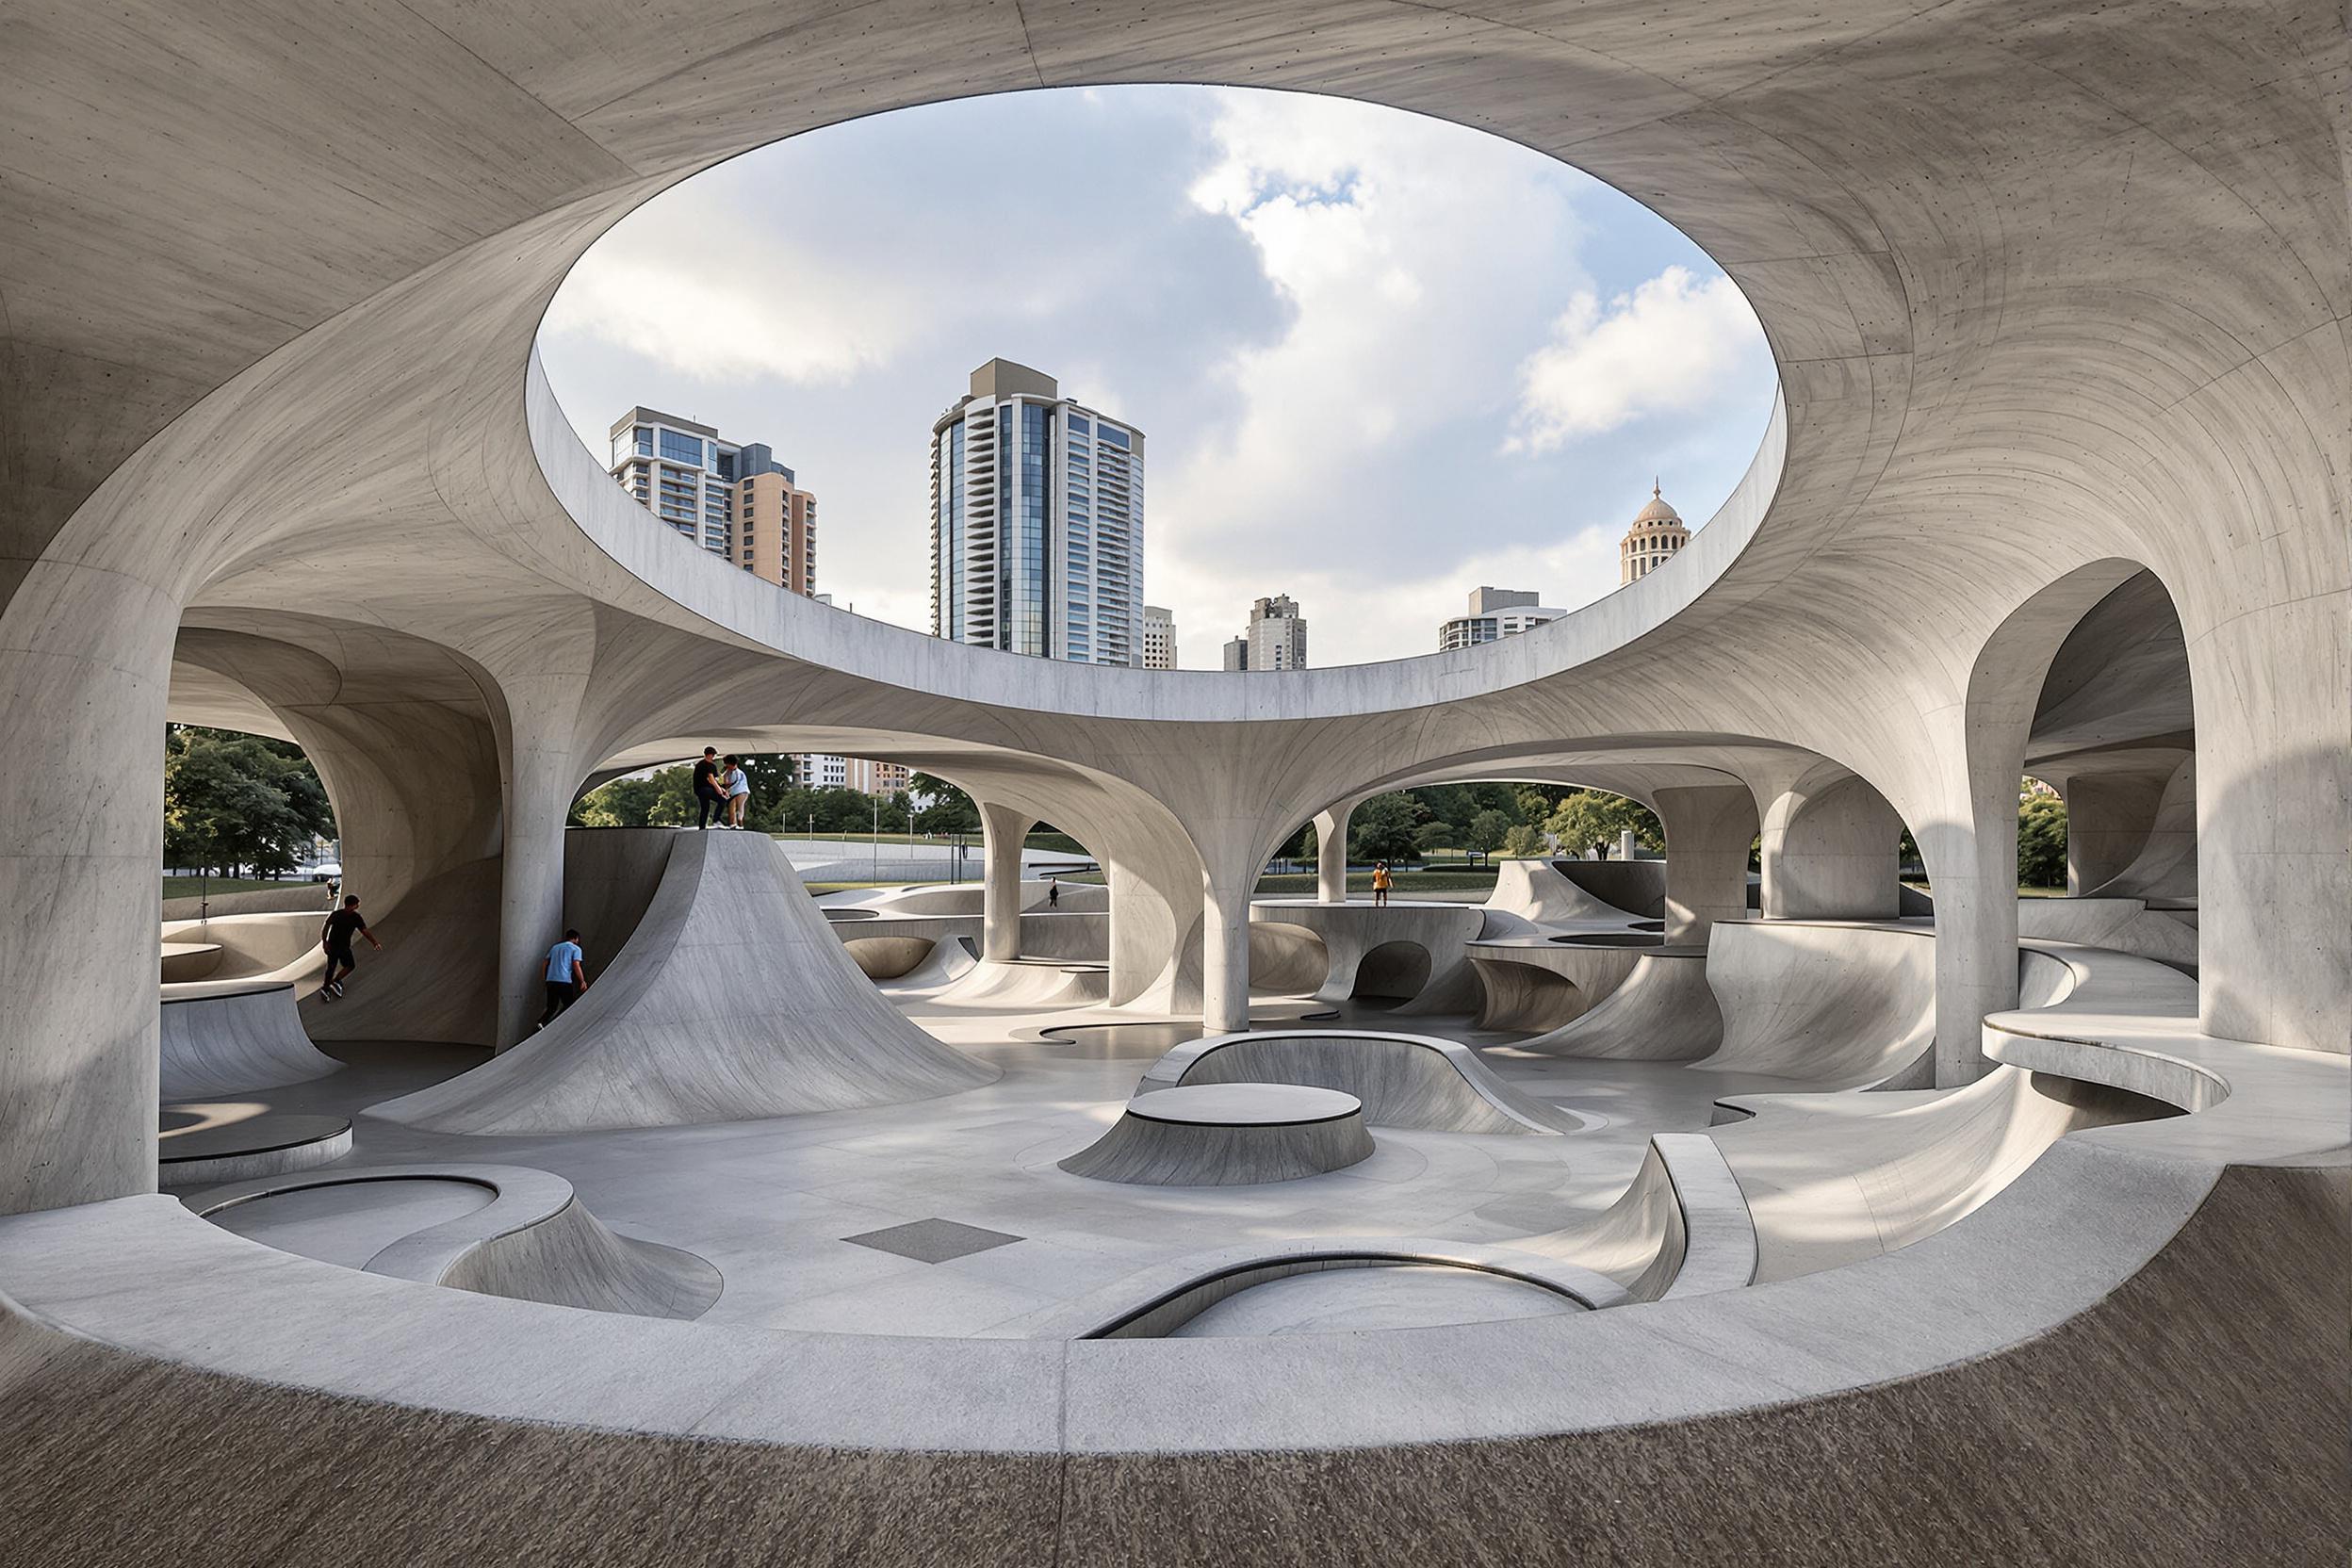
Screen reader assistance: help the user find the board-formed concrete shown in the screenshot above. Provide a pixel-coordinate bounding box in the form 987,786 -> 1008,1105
368,830 -> 994,1134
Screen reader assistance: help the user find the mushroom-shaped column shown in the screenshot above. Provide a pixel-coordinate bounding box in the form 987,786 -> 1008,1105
977,800 -> 1036,964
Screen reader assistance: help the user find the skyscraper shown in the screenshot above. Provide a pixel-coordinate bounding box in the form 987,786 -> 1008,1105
1438,586 -> 1566,651
608,408 -> 817,594
1141,606 -> 1176,670
930,359 -> 1144,665
1619,482 -> 1689,584
1224,595 -> 1307,671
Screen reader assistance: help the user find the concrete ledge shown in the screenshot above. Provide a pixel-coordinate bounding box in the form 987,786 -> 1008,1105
1059,1085 -> 1376,1186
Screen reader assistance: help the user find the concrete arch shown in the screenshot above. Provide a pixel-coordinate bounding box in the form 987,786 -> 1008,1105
1757,763 -> 1904,922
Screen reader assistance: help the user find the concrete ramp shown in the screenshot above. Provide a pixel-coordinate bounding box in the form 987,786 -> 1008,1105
161,911 -> 327,990
2017,897 -> 2197,972
1708,1066 -> 2171,1282
1138,1029 -> 1581,1135
877,936 -> 980,994
1485,858 -> 1640,924
927,957 -> 1110,1009
302,858 -> 501,1048
368,832 -> 995,1134
1689,922 -> 1934,1087
159,983 -> 342,1099
1515,952 -> 1723,1062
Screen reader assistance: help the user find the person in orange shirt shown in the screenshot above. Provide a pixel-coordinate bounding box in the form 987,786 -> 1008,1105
1371,860 -> 1392,907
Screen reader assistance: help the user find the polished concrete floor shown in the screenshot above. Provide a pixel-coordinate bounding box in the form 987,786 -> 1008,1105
172,988 -> 1788,1339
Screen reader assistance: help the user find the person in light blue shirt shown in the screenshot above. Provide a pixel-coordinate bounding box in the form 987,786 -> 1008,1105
538,928 -> 590,1026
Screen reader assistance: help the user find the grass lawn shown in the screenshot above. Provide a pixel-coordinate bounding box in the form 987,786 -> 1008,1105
162,876 -> 311,900
1254,870 -> 1500,895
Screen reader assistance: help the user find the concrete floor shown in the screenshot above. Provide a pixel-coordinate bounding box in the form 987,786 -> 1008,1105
180,990 -> 1786,1339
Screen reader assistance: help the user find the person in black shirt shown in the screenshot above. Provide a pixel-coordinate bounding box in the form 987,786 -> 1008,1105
692,746 -> 725,829
318,894 -> 382,1001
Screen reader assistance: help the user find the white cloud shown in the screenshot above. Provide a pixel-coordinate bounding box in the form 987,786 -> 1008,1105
541,188 -> 938,385
1506,266 -> 1767,452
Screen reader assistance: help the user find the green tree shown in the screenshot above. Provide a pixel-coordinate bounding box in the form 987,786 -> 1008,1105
163,727 -> 335,877
1466,808 -> 1513,853
2017,784 -> 2068,889
1497,824 -> 1548,858
1413,821 -> 1460,854
906,772 -> 981,835
1348,792 -> 1424,861
1544,790 -> 1662,859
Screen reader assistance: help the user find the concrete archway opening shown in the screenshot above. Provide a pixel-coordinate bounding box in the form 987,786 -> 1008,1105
1351,941 -> 1432,1006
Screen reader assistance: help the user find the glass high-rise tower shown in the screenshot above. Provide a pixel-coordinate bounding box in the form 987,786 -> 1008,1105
929,359 -> 1144,665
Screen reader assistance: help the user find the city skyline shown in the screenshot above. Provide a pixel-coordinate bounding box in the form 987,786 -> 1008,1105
541,85 -> 1775,665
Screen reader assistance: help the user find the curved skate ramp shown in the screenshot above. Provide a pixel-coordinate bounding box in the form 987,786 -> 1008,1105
877,935 -> 980,994
2016,897 -> 2197,972
1484,858 -> 1641,924
926,956 -> 1110,1009
1540,1134 -> 1758,1300
301,857 -> 501,1048
159,983 -> 341,1099
189,1163 -> 720,1320
160,911 -> 327,989
368,832 -> 995,1134
1513,953 -> 1723,1062
1688,922 -> 1934,1087
1139,1029 -> 1580,1135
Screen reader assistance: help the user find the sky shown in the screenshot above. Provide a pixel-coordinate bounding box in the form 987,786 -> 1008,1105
538,86 -> 1777,668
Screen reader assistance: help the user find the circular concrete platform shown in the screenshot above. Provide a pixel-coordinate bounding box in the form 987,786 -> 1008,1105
1059,1084 -> 1374,1186
159,1105 -> 353,1187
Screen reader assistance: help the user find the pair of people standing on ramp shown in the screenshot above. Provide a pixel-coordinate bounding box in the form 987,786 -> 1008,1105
692,746 -> 752,829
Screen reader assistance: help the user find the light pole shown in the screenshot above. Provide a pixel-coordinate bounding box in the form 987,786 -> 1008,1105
872,795 -> 880,883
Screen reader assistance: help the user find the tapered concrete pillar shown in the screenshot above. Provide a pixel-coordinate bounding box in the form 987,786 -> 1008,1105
0,571 -> 178,1213
978,802 -> 1034,963
1200,867 -> 1255,1035
1315,803 -> 1352,904
1656,784 -> 1756,942
494,678 -> 588,1050
1758,770 -> 1903,920
2192,607 -> 2347,1055
2055,769 -> 2167,895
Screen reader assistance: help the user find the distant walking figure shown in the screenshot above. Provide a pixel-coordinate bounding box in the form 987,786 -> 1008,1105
1371,861 -> 1393,907
318,895 -> 382,1000
539,928 -> 591,1025
1047,876 -> 1060,909
723,754 -> 751,828
692,746 -> 725,829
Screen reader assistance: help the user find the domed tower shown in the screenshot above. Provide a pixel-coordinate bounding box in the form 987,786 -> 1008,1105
1618,481 -> 1690,585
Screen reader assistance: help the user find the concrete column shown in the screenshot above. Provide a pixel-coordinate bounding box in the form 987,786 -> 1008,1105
0,569 -> 179,1213
2192,607 -> 2346,1054
1918,747 -> 2023,1088
1199,865 -> 1255,1035
495,682 -> 585,1050
1314,803 -> 1352,904
1656,783 -> 1756,942
1758,771 -> 1903,920
978,802 -> 1034,963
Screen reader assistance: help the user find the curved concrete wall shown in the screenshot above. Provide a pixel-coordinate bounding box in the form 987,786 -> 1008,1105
1693,923 -> 1936,1087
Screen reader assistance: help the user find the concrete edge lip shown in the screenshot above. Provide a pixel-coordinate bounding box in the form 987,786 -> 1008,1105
1023,1235 -> 1634,1340
1120,1083 -> 1364,1126
185,1162 -> 570,1283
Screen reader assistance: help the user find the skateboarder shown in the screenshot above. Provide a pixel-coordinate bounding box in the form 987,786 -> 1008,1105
1047,876 -> 1060,908
318,894 -> 382,1000
539,928 -> 591,1025
1371,861 -> 1393,907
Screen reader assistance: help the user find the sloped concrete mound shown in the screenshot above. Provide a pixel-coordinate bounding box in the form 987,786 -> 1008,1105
1485,858 -> 1638,924
159,984 -> 342,1099
368,832 -> 994,1133
1517,953 -> 1723,1062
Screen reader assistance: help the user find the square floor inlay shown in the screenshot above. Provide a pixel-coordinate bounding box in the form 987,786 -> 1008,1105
841,1217 -> 1024,1264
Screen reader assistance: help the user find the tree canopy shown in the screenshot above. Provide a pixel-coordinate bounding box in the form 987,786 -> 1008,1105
163,727 -> 335,877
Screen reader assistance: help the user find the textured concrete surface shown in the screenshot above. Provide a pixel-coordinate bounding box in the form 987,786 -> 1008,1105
158,983 -> 341,1099
1140,1029 -> 1580,1135
368,831 -> 994,1132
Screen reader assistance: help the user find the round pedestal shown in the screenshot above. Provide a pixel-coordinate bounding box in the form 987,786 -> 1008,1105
1059,1083 -> 1373,1186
